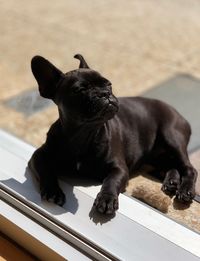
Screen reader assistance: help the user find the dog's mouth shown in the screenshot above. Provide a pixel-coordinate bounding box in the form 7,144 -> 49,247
102,98 -> 119,114
85,96 -> 119,123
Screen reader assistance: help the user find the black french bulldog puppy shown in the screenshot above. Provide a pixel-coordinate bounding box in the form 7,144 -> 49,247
28,54 -> 197,215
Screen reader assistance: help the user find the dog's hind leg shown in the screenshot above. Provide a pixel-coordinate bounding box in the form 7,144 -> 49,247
161,169 -> 180,196
147,161 -> 181,196
28,144 -> 66,206
161,121 -> 197,202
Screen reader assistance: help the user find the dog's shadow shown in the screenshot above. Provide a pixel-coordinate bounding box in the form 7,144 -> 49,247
4,164 -> 193,224
1,166 -> 115,224
60,176 -> 116,224
1,167 -> 78,216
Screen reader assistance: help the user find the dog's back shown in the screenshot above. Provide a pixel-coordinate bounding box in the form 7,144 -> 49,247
112,96 -> 191,170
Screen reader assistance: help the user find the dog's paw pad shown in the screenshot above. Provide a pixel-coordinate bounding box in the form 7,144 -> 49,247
93,192 -> 118,215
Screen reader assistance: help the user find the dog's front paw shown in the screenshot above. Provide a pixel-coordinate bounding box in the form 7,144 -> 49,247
176,184 -> 195,203
93,192 -> 119,215
40,183 -> 66,206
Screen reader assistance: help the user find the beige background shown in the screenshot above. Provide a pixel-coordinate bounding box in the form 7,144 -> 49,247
1,0 -> 200,146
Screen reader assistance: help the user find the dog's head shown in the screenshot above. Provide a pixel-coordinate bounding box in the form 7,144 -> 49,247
31,54 -> 119,124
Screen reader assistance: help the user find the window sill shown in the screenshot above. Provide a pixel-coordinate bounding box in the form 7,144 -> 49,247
0,129 -> 200,261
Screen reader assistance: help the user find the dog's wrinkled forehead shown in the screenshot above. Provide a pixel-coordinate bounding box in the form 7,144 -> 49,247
65,68 -> 110,86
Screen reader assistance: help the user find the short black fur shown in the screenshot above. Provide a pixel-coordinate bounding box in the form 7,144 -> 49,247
28,54 -> 197,214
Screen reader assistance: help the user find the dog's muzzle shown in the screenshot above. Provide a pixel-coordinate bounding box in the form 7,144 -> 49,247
85,94 -> 119,123
99,95 -> 119,118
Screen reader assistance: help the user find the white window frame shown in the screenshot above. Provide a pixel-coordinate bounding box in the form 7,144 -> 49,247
0,129 -> 200,261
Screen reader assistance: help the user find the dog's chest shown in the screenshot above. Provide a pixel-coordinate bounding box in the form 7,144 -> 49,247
76,161 -> 81,171
75,156 -> 95,173
74,156 -> 106,180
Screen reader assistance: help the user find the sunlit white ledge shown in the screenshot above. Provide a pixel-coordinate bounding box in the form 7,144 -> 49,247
0,129 -> 200,261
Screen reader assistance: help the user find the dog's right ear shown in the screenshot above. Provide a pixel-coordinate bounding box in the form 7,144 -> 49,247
74,54 -> 90,69
31,56 -> 63,99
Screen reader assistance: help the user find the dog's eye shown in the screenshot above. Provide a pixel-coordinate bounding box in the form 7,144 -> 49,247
73,87 -> 84,94
81,82 -> 92,88
72,81 -> 92,94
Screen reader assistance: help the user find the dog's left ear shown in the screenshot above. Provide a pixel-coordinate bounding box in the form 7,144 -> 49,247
74,54 -> 90,69
31,56 -> 64,99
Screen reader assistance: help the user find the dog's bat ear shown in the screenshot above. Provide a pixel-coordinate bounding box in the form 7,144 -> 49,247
74,54 -> 90,69
31,56 -> 63,99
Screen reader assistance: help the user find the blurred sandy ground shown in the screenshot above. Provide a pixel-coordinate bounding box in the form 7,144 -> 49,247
0,0 -> 200,231
1,0 -> 200,145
